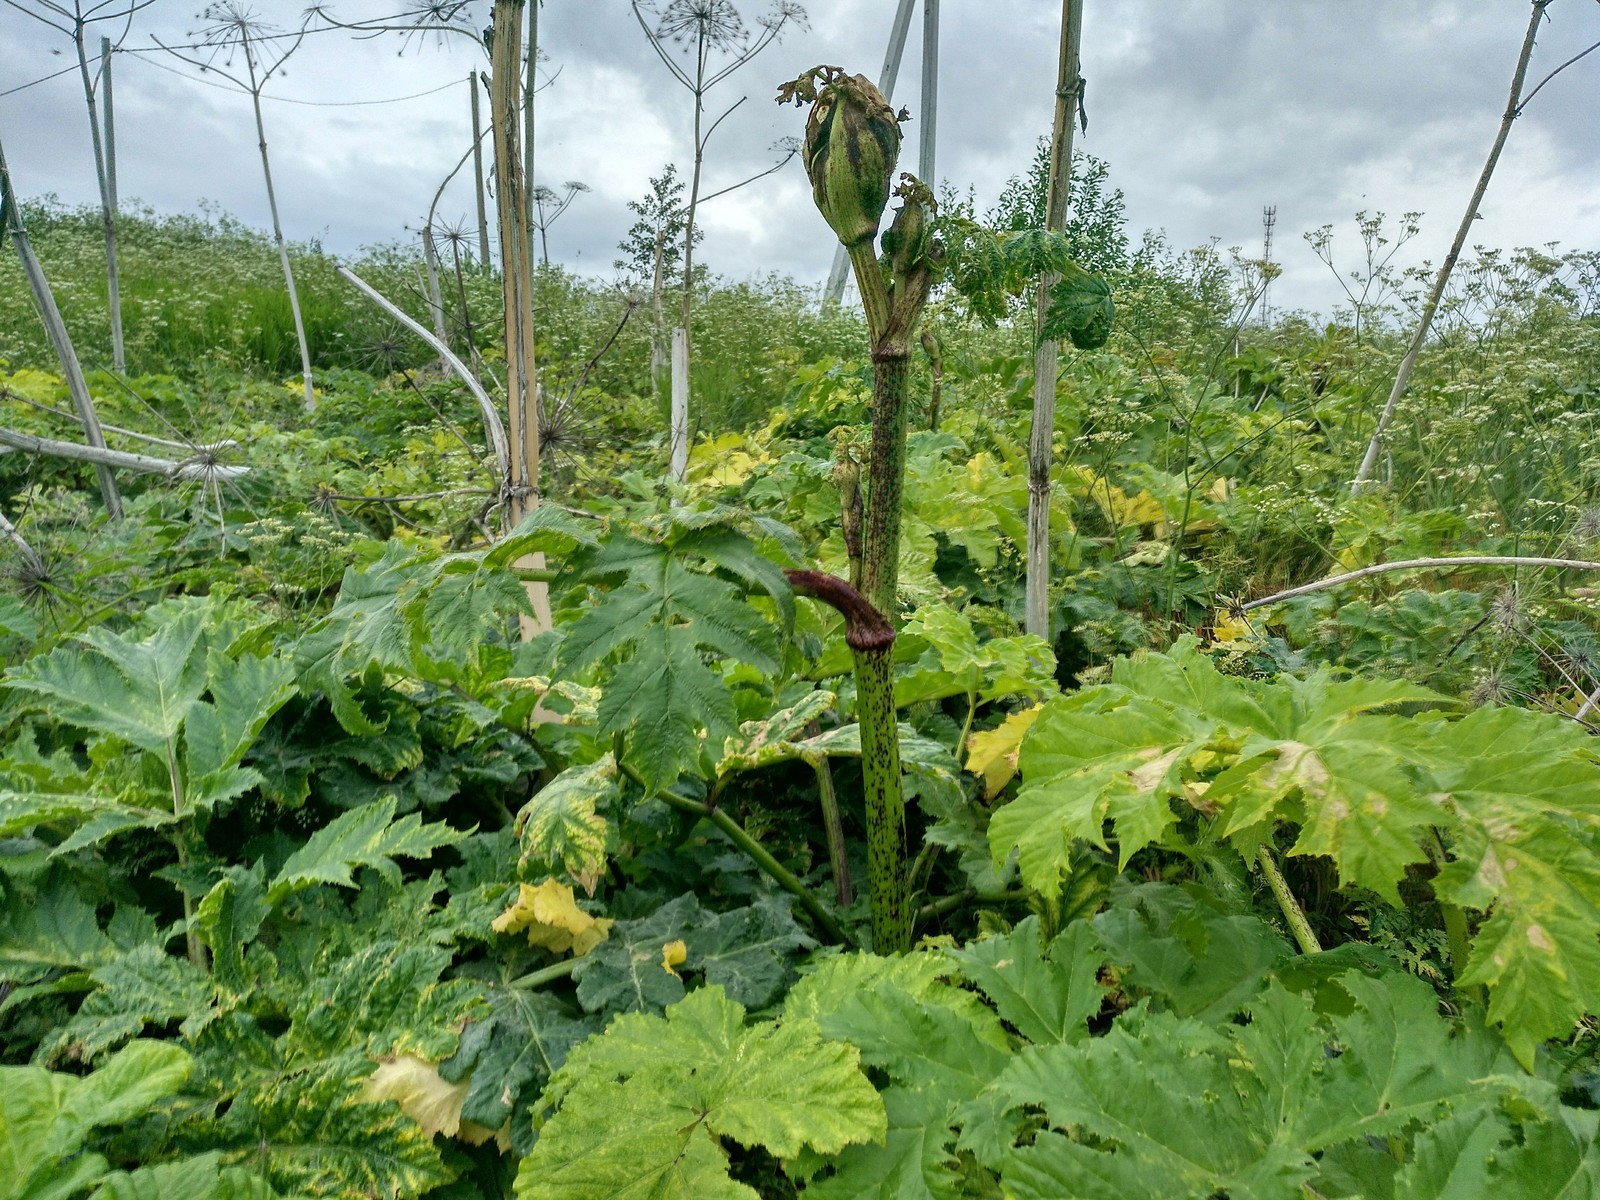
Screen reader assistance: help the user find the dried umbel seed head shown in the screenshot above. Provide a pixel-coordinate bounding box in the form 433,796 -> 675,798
1490,586 -> 1525,635
780,67 -> 904,250
1573,506 -> 1600,546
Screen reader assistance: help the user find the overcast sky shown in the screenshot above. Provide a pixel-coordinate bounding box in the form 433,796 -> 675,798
2,1 -> 1598,318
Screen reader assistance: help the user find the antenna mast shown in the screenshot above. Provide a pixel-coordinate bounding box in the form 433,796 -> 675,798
1261,204 -> 1277,325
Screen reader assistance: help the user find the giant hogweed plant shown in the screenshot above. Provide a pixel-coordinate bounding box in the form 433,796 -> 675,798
512,502 -> 1018,955
992,637 -> 1600,1066
12,310 -> 1600,1192
0,597 -> 297,968
0,511 -> 877,1192
784,888 -> 1600,1198
766,65 -> 1111,950
777,66 -> 1113,619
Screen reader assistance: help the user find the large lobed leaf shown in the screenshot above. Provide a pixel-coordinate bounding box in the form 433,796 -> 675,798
517,986 -> 884,1200
991,973 -> 1510,1198
570,900 -> 686,1017
443,988 -> 599,1156
990,640 -> 1600,1044
49,945 -> 220,1063
0,793 -> 177,858
776,900 -> 1600,1198
571,893 -> 814,1022
1042,263 -> 1115,349
297,509 -> 596,734
513,757 -> 617,894
6,610 -> 208,757
216,1060 -> 451,1199
1092,881 -> 1290,1021
2,604 -> 296,853
1426,706 -> 1600,1058
268,796 -> 468,902
947,918 -> 1103,1047
288,941 -> 484,1066
94,1153 -> 287,1200
559,529 -> 784,792
785,944 -> 1015,1198
0,1040 -> 192,1200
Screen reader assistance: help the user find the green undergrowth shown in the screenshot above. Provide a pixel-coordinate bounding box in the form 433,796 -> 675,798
2,187 -> 1600,1196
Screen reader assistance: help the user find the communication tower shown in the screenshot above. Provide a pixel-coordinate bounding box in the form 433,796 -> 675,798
1261,204 -> 1277,326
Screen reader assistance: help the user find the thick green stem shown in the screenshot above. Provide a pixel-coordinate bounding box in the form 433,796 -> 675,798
956,672 -> 979,757
846,240 -> 891,342
860,351 -> 911,618
704,803 -> 855,949
1439,902 -> 1480,992
165,742 -> 207,972
175,847 -> 206,972
841,229 -> 910,618
787,569 -> 910,954
833,448 -> 864,591
809,752 -> 853,907
907,842 -> 937,899
852,639 -> 911,952
917,887 -> 1030,925
508,957 -> 580,991
1256,847 -> 1321,955
921,327 -> 943,431
1430,829 -> 1486,1007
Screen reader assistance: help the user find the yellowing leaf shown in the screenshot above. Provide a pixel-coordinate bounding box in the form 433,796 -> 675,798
966,707 -> 1042,800
493,880 -> 615,956
1117,540 -> 1170,568
688,433 -> 770,487
1067,467 -> 1167,533
361,1055 -> 509,1150
513,757 -> 617,894
517,987 -> 884,1199
1211,610 -> 1258,649
661,939 -> 687,977
361,1055 -> 469,1139
2,367 -> 68,400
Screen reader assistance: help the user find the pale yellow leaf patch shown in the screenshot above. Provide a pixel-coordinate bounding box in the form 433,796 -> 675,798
1066,467 -> 1168,533
688,432 -> 771,487
493,879 -> 615,956
361,1055 -> 511,1150
1211,610 -> 1258,649
661,939 -> 687,977
965,707 -> 1042,800
1117,540 -> 1170,568
1127,746 -> 1185,793
362,1055 -> 467,1139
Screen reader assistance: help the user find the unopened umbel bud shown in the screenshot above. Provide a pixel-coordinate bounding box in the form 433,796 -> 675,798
803,72 -> 901,250
881,188 -> 931,280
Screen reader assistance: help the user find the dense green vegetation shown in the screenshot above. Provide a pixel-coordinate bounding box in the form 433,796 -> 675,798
4,124 -> 1600,1199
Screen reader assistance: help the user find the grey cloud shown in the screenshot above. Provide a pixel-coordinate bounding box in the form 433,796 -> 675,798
2,1 -> 1596,318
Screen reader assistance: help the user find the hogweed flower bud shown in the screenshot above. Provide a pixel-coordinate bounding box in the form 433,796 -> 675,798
881,176 -> 936,282
779,67 -> 905,250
